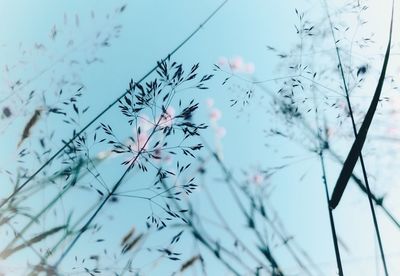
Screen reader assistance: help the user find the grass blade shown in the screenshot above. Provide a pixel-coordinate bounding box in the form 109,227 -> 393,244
1,225 -> 65,259
330,3 -> 394,209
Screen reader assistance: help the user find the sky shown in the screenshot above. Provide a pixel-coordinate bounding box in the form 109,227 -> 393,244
1,0 -> 400,275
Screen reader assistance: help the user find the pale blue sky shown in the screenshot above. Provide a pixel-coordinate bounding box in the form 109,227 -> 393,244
1,0 -> 400,275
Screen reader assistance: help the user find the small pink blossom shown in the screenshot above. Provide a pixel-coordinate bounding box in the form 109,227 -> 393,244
229,56 -> 243,71
130,117 -> 152,152
251,173 -> 264,185
159,106 -> 175,127
125,132 -> 150,167
209,108 -> 222,122
326,127 -> 336,138
127,116 -> 153,166
97,150 -> 113,160
206,98 -> 214,108
387,126 -> 398,135
206,100 -> 225,156
216,126 -> 226,138
132,133 -> 150,152
217,56 -> 228,66
138,115 -> 153,132
152,147 -> 173,164
245,63 -> 255,74
216,56 -> 255,75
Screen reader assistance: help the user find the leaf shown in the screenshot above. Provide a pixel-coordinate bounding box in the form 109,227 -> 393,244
170,230 -> 183,244
0,225 -> 65,258
330,4 -> 394,209
122,233 -> 143,254
17,109 -> 42,148
73,104 -> 79,114
180,255 -> 200,272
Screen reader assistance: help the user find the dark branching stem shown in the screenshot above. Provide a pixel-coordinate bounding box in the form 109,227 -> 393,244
322,1 -> 395,275
318,149 -> 344,276
0,159 -> 84,257
28,199 -> 103,276
199,139 -> 286,275
265,80 -> 400,231
0,0 -> 229,210
52,113 -> 164,268
312,88 -> 344,275
251,75 -> 400,274
244,76 -> 400,232
253,76 -> 400,234
53,166 -> 131,268
201,174 -> 270,271
157,179 -> 243,275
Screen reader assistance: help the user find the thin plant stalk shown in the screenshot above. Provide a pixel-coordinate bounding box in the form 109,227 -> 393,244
0,0 -> 229,210
253,79 -> 400,231
322,1 -> 394,274
312,88 -> 343,275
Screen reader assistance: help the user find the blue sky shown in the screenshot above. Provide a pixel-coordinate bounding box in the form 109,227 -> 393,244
1,0 -> 400,275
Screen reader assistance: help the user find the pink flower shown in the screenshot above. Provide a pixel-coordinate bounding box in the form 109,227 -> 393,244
326,127 -> 335,138
387,126 -> 398,135
138,115 -> 153,132
216,56 -> 255,75
217,56 -> 228,66
209,108 -> 222,122
125,117 -> 152,167
125,132 -> 150,167
245,63 -> 255,74
206,98 -> 214,108
229,56 -> 243,71
96,150 -> 113,160
159,106 -> 175,127
132,133 -> 150,152
152,147 -> 173,164
216,127 -> 226,138
251,173 -> 264,185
